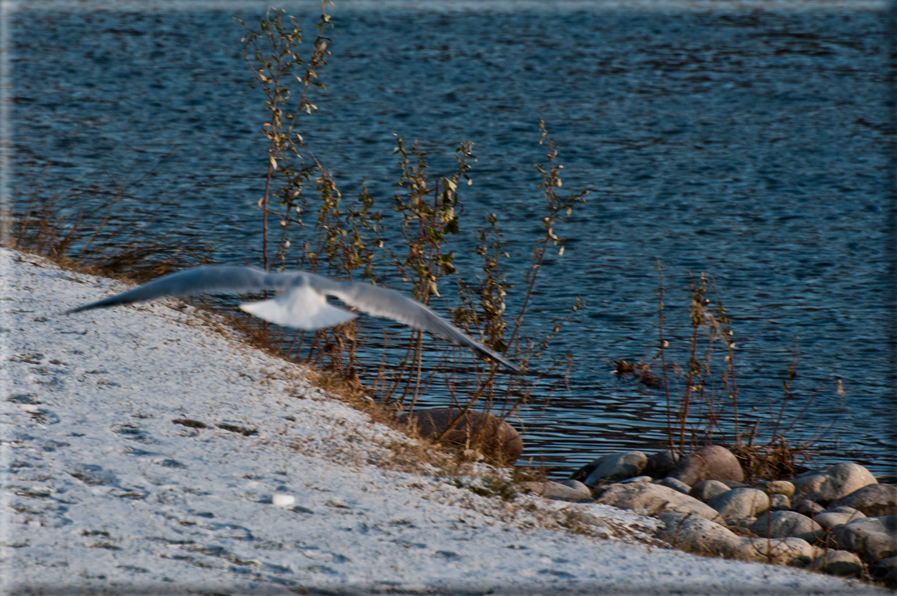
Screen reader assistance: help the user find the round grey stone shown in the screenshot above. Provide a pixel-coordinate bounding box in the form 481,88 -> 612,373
751,510 -> 824,543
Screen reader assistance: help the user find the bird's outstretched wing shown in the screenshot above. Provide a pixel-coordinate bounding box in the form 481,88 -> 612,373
67,266 -> 522,373
312,277 -> 522,373
66,266 -> 290,314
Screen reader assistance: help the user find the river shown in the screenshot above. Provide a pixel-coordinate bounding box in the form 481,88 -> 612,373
9,0 -> 895,480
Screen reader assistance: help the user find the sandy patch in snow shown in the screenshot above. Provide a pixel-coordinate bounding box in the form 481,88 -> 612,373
0,248 -> 886,594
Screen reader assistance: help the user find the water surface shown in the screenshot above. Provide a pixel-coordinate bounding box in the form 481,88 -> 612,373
10,1 -> 895,479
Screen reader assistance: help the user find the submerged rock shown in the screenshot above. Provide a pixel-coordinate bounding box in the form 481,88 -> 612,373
398,407 -> 522,465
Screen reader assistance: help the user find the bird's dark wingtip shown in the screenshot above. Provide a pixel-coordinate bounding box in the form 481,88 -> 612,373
65,299 -> 114,315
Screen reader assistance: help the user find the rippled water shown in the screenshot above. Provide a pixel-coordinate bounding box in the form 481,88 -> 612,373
10,1 -> 895,479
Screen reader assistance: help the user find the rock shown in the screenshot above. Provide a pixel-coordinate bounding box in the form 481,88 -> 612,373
583,451 -> 647,486
398,407 -> 522,465
656,513 -> 813,565
619,475 -> 652,484
828,505 -> 862,514
790,463 -> 877,505
736,537 -> 814,566
766,480 -> 795,498
727,515 -> 758,534
828,483 -> 897,517
831,516 -> 897,563
569,455 -> 612,482
572,510 -> 612,533
656,477 -> 691,495
815,509 -> 866,531
690,479 -> 731,502
644,449 -> 679,478
556,478 -> 592,492
751,511 -> 824,543
655,512 -> 740,558
597,482 -> 723,523
809,545 -> 829,560
520,480 -> 592,503
769,494 -> 791,510
793,498 -> 826,516
667,445 -> 744,486
707,488 -> 770,523
811,550 -> 864,578
871,555 -> 897,587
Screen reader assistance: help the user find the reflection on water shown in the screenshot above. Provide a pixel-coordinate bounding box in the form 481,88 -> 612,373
11,2 -> 895,478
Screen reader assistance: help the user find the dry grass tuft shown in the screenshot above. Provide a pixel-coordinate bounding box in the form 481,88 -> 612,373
730,439 -> 811,483
5,189 -> 207,285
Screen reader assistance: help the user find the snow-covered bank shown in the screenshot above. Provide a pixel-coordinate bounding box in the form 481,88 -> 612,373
0,248 -> 886,594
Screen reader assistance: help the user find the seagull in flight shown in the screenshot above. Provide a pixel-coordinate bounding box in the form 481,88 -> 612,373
67,266 -> 522,373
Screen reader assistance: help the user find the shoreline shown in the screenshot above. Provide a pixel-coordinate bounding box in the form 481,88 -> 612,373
0,247 -> 886,594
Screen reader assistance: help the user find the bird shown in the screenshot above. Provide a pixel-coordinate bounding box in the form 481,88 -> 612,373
67,265 -> 522,373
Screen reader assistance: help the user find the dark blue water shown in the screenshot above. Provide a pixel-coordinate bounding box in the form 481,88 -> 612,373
10,2 -> 895,479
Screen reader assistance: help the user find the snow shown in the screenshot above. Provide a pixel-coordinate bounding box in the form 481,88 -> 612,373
0,247 -> 886,594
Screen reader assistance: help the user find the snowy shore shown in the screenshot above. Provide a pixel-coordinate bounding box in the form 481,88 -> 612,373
0,247 -> 886,594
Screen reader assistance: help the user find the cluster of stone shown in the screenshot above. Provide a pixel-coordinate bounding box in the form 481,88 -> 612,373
520,446 -> 896,585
